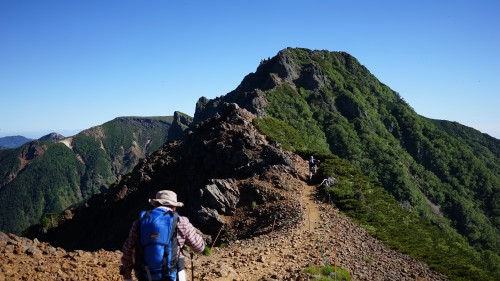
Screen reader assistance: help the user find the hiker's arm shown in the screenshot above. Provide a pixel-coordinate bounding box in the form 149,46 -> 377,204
120,220 -> 138,279
178,217 -> 206,253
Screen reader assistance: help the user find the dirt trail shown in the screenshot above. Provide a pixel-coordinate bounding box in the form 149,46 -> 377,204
186,159 -> 320,280
191,174 -> 323,281
187,159 -> 448,281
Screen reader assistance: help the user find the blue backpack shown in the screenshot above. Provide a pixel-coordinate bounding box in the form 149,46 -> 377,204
134,208 -> 179,281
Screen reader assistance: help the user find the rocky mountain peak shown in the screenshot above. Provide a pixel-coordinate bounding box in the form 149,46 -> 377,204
192,48 -> 349,125
166,111 -> 193,142
38,132 -> 65,142
238,48 -> 349,92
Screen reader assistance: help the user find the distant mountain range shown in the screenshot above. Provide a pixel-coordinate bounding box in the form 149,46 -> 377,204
0,113 -> 191,234
0,135 -> 33,149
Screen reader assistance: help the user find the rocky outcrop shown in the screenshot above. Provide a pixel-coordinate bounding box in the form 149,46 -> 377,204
202,178 -> 239,215
192,48 -> 337,126
3,142 -> 49,185
28,104 -> 308,251
166,111 -> 193,142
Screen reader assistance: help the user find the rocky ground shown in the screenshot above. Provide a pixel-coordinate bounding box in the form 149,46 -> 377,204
0,157 -> 448,281
0,232 -> 122,280
190,170 -> 448,281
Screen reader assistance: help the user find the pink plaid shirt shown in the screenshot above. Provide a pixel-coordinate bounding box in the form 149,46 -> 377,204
120,207 -> 206,279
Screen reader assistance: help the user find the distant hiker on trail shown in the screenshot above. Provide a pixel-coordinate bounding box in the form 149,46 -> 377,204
309,156 -> 320,181
320,176 -> 336,187
120,190 -> 206,281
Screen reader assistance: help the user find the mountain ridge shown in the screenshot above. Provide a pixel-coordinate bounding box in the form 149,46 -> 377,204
0,116 -> 176,234
0,135 -> 33,149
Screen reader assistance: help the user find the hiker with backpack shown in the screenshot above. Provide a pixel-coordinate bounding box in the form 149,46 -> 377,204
120,190 -> 206,281
309,156 -> 320,181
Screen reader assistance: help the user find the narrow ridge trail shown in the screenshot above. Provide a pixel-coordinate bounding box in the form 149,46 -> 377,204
192,170 -> 324,281
189,159 -> 448,281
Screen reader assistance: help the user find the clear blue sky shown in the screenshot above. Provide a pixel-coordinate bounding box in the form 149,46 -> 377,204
1,0 -> 499,139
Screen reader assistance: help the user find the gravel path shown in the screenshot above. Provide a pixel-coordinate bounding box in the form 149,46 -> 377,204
187,174 -> 448,281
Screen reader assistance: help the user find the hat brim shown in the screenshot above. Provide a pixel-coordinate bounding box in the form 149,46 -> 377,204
149,198 -> 184,207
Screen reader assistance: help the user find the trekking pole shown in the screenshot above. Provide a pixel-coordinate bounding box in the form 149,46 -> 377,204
190,250 -> 194,281
308,205 -> 311,232
271,215 -> 277,233
211,224 -> 225,249
333,216 -> 337,281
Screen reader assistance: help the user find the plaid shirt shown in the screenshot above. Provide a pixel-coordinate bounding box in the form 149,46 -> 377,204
119,207 -> 206,279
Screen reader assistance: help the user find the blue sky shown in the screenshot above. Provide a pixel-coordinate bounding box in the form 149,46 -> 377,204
1,0 -> 499,139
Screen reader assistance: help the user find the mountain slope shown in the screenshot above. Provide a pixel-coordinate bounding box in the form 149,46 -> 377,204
0,116 -> 173,234
195,48 -> 500,254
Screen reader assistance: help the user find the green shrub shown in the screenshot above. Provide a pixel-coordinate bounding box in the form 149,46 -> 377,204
251,201 -> 257,210
202,246 -> 211,256
303,265 -> 351,281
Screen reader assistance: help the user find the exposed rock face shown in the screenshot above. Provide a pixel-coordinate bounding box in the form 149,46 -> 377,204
166,111 -> 193,142
2,142 -> 48,186
29,103 -> 308,251
192,48 -> 334,126
202,178 -> 239,215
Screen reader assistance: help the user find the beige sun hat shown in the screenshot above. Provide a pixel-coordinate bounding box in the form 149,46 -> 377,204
149,190 -> 184,207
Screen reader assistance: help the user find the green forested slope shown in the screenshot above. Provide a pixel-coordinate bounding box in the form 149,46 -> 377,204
0,117 -> 172,234
257,48 -> 500,253
254,117 -> 500,280
0,143 -> 84,233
